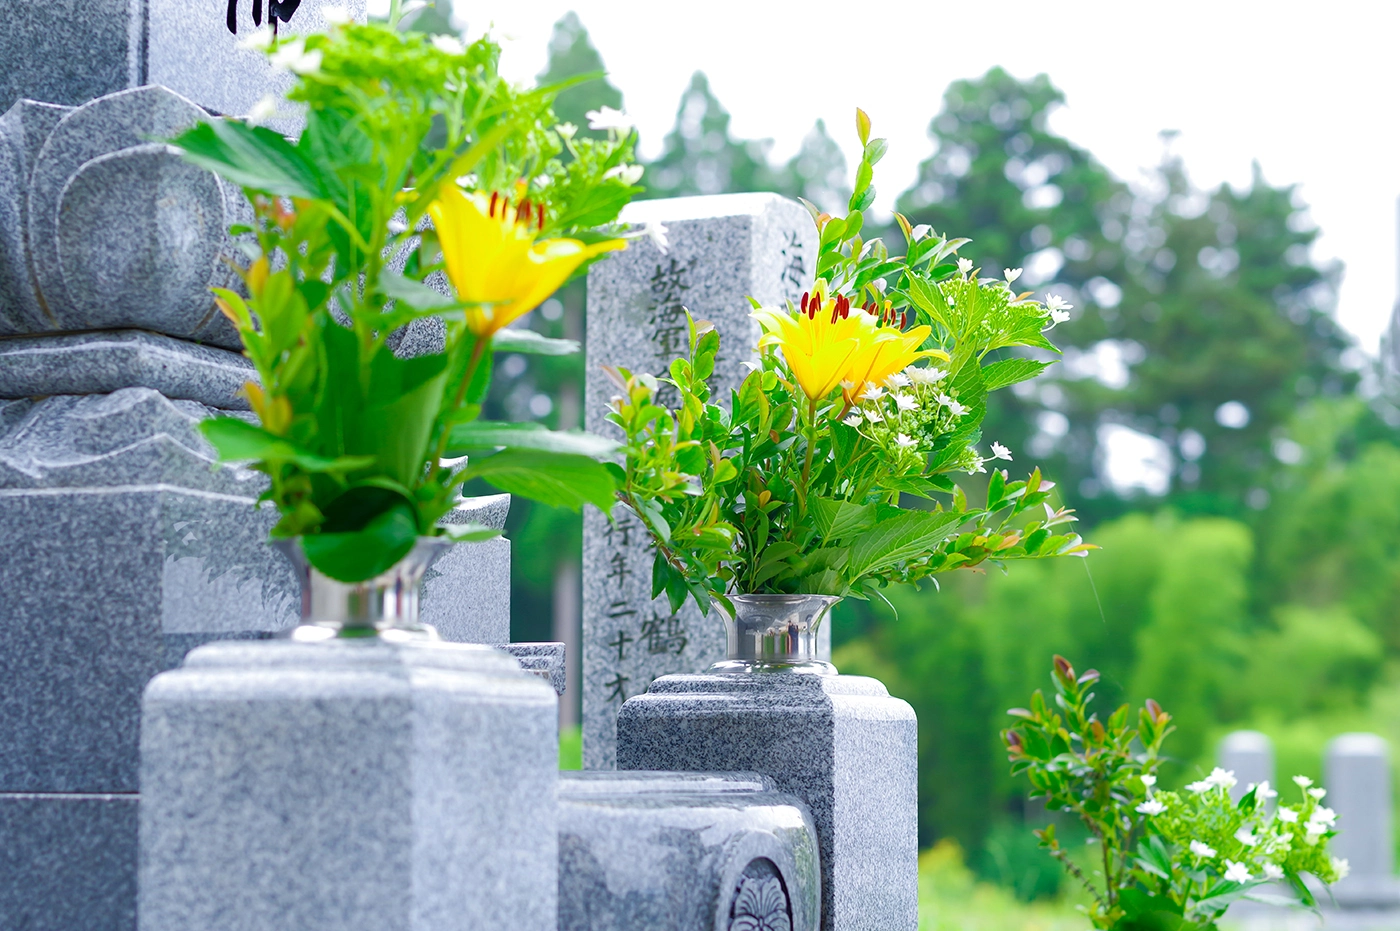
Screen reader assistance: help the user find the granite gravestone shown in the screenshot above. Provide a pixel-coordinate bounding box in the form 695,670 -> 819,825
1219,730 -> 1275,803
139,640 -> 558,931
582,193 -> 816,770
616,673 -> 919,931
1326,733 -> 1400,907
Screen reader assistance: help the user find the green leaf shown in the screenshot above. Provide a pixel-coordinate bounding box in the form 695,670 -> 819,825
300,501 -> 419,583
199,417 -> 375,473
848,510 -> 962,577
444,421 -> 618,457
171,119 -> 326,200
982,357 -> 1053,392
377,271 -> 458,311
810,498 -> 876,543
439,522 -> 501,543
491,328 -> 581,356
459,449 -> 617,511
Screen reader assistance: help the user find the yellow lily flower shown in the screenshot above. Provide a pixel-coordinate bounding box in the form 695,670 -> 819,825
753,282 -> 882,402
428,186 -> 624,337
843,321 -> 944,401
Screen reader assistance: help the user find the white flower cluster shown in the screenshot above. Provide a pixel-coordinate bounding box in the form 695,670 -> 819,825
842,364 -> 985,473
1134,768 -> 1346,890
949,256 -> 1073,329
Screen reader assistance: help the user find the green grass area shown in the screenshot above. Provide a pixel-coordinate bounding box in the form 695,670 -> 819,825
559,724 -> 582,770
919,842 -> 1089,931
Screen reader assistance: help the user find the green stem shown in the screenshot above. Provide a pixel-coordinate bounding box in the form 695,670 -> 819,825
427,334 -> 488,482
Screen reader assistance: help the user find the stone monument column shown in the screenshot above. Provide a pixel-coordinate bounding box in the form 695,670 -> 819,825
582,193 -> 816,769
1326,732 -> 1400,907
138,640 -> 559,931
1218,730 -> 1275,803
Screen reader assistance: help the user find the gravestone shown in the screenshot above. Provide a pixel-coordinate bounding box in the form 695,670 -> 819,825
558,771 -> 821,931
582,192 -> 817,769
616,672 -> 919,931
139,639 -> 558,931
1219,730 -> 1275,803
1326,733 -> 1400,907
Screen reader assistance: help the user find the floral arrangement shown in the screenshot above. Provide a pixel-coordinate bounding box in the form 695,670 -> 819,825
1005,656 -> 1345,930
607,111 -> 1090,616
176,15 -> 643,581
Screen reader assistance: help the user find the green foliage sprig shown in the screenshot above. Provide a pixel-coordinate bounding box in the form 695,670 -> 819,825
175,21 -> 640,581
1005,656 -> 1345,930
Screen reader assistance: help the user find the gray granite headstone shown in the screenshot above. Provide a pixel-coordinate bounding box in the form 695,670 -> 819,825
0,330 -> 255,410
558,770 -> 820,931
139,639 -> 558,931
616,673 -> 919,931
147,0 -> 367,122
0,99 -> 73,334
57,144 -> 228,335
1219,730 -> 1275,803
582,193 -> 816,770
1326,733 -> 1400,907
26,85 -> 242,347
0,0 -> 143,111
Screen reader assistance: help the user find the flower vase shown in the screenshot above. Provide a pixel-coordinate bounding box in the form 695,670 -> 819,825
709,593 -> 840,674
273,537 -> 453,641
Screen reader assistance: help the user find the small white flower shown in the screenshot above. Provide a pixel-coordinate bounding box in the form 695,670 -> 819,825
1293,775 -> 1314,788
843,414 -> 864,428
604,163 -> 645,185
911,224 -> 932,241
1190,840 -> 1218,859
321,4 -> 351,24
431,34 -> 466,56
236,25 -> 274,50
1253,780 -> 1279,800
1205,767 -> 1239,790
1141,775 -> 1158,789
244,93 -> 278,126
642,221 -> 669,254
1333,857 -> 1351,880
1306,821 -> 1327,839
967,458 -> 987,474
1262,862 -> 1285,881
957,257 -> 973,276
1045,294 -> 1073,313
894,393 -> 919,413
991,441 -> 1013,461
1224,860 -> 1252,883
1308,787 -> 1327,800
886,372 -> 911,388
1048,308 -> 1072,327
1234,828 -> 1259,847
269,39 -> 322,75
864,408 -> 884,423
861,385 -> 886,402
936,393 -> 967,416
1136,799 -> 1167,816
895,433 -> 917,449
905,366 -> 947,385
586,106 -> 633,132
1311,806 -> 1337,827
556,122 -> 578,141
1277,808 -> 1299,824
1186,780 -> 1213,794
1004,267 -> 1023,285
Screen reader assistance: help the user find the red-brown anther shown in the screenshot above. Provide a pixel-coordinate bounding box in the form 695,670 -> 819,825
800,292 -> 809,314
489,191 -> 499,218
518,198 -> 531,225
538,202 -> 545,230
831,299 -> 840,323
901,311 -> 909,329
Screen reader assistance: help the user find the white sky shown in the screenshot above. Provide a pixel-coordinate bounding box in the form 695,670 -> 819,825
431,0 -> 1400,353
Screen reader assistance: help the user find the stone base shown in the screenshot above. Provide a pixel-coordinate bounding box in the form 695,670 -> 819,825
139,639 -> 559,931
616,673 -> 918,931
559,771 -> 820,931
0,792 -> 138,931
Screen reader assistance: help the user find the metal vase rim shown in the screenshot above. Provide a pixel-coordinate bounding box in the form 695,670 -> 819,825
271,536 -> 453,642
709,592 -> 840,675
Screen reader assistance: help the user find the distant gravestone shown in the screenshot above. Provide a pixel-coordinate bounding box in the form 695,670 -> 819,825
1325,732 -> 1400,908
1218,730 -> 1275,803
581,193 -> 816,769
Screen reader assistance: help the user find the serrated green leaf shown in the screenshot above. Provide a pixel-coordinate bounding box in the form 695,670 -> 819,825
982,357 -> 1053,392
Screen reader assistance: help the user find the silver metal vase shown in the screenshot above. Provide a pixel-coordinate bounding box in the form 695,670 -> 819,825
709,593 -> 839,675
272,537 -> 453,641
